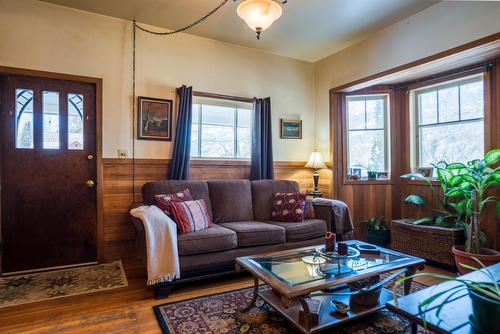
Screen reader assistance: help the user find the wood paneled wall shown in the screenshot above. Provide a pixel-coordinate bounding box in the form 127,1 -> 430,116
102,158 -> 332,276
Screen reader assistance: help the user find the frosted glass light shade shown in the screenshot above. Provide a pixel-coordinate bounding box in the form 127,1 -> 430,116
237,0 -> 282,32
305,152 -> 327,169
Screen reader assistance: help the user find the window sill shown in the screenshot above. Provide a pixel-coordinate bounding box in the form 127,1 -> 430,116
402,179 -> 440,186
343,179 -> 394,185
190,158 -> 250,167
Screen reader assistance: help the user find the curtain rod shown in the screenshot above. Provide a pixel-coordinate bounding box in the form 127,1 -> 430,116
193,90 -> 254,104
395,62 -> 493,89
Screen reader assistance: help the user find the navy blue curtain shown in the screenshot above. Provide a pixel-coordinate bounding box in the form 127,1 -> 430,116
250,97 -> 274,180
170,85 -> 192,180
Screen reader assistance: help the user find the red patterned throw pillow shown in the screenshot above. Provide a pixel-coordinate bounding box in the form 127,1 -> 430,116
272,192 -> 307,222
170,199 -> 213,234
155,189 -> 193,216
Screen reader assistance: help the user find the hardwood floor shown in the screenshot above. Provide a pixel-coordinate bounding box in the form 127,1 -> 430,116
0,266 -> 452,334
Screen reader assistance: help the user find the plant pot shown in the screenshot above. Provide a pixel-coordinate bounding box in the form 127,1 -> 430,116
469,287 -> 500,333
367,229 -> 390,247
367,171 -> 377,179
452,245 -> 500,275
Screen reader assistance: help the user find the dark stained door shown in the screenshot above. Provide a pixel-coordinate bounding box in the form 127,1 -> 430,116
0,75 -> 97,273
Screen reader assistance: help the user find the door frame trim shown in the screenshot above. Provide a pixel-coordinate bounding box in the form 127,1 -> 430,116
0,65 -> 104,263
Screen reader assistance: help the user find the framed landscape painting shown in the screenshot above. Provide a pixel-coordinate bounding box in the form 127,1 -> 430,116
137,96 -> 173,141
280,119 -> 302,139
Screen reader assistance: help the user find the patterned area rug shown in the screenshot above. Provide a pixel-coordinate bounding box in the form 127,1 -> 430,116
154,276 -> 429,334
0,261 -> 128,308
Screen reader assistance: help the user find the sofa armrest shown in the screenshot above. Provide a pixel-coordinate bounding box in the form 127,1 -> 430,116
129,203 -> 147,266
312,198 -> 354,241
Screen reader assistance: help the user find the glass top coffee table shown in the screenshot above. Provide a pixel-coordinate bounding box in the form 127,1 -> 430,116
236,240 -> 425,334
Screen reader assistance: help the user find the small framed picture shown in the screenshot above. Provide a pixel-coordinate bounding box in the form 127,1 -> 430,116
280,119 -> 302,139
348,167 -> 362,180
137,96 -> 173,141
377,171 -> 389,180
417,167 -> 434,178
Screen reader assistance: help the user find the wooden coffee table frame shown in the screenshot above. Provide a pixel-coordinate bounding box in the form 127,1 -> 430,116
236,241 -> 425,334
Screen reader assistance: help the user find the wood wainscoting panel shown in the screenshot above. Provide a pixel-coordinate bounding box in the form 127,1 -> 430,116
102,158 -> 333,276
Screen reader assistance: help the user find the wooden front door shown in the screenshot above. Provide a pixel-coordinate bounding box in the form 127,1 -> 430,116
0,75 -> 97,273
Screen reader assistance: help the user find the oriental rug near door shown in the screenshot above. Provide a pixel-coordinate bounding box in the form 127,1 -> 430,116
154,277 -> 429,334
0,261 -> 128,308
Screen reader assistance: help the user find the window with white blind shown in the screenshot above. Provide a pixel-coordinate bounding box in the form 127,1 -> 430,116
412,74 -> 484,169
191,97 -> 252,159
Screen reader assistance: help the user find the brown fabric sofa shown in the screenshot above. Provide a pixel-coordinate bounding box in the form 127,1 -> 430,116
131,179 -> 351,297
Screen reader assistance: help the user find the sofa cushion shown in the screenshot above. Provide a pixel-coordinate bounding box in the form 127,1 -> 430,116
251,180 -> 300,221
155,189 -> 193,216
266,219 -> 327,242
271,192 -> 307,222
171,199 -> 213,234
142,180 -> 213,219
218,221 -> 286,247
208,180 -> 254,223
177,225 -> 237,256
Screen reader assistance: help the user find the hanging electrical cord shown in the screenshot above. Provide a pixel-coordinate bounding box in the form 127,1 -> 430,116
134,0 -> 231,35
130,0 -> 231,203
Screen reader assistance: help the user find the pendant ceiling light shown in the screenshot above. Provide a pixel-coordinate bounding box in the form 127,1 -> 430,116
236,0 -> 283,39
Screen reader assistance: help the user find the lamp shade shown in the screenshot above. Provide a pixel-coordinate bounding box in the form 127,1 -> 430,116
305,152 -> 326,169
237,0 -> 282,33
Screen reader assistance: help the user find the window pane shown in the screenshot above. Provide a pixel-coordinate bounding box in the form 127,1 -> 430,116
190,106 -> 199,157
68,93 -> 84,150
419,91 -> 437,125
347,100 -> 365,130
15,89 -> 34,149
438,86 -> 459,122
201,124 -> 234,158
366,99 -> 384,129
237,108 -> 251,158
202,104 -> 234,126
419,121 -> 484,167
43,91 -> 59,149
460,81 -> 483,120
201,105 -> 235,158
348,130 -> 385,173
237,108 -> 252,127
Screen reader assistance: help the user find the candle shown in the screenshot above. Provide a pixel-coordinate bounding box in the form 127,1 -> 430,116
338,242 -> 348,256
325,232 -> 336,252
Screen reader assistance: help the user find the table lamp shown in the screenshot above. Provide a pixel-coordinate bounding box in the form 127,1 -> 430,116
305,152 -> 327,196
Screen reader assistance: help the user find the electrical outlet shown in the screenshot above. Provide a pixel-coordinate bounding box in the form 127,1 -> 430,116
118,149 -> 129,158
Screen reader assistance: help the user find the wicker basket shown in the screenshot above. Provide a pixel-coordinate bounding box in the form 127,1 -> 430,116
391,219 -> 465,267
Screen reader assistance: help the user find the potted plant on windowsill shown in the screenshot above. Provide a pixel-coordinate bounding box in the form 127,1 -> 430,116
366,217 -> 390,247
393,259 -> 500,333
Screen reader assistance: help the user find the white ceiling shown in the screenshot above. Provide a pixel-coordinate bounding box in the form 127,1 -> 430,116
40,0 -> 440,62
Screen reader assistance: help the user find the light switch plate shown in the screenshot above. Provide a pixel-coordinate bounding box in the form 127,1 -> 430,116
118,149 -> 129,158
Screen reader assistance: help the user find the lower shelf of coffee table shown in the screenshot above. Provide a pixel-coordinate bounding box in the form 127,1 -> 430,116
259,287 -> 394,334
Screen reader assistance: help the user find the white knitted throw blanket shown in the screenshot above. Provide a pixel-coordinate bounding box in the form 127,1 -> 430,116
130,205 -> 180,285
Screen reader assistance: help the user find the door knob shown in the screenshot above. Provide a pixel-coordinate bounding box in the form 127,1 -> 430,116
86,180 -> 95,188
87,154 -> 94,160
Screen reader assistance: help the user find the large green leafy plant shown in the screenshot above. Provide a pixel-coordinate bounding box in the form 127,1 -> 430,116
401,149 -> 500,253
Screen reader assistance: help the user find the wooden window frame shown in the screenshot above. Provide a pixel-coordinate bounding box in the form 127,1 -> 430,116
334,87 -> 396,186
191,91 -> 253,161
410,73 -> 486,170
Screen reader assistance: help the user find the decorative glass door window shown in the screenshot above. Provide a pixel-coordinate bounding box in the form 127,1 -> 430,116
68,93 -> 84,150
413,75 -> 484,168
42,91 -> 60,149
346,94 -> 390,178
15,89 -> 34,149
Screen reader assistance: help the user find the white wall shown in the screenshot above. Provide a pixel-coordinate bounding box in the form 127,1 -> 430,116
314,1 -> 500,161
0,0 -> 315,160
